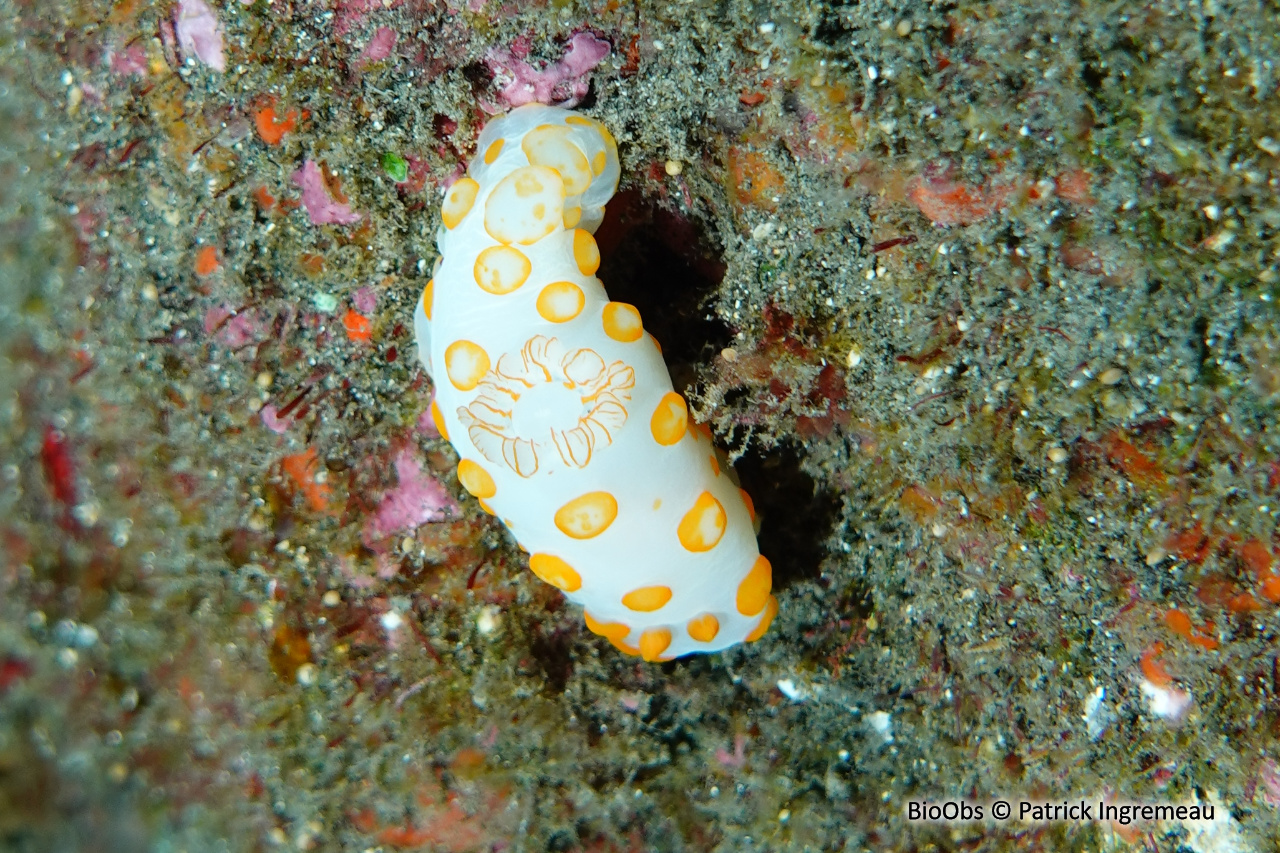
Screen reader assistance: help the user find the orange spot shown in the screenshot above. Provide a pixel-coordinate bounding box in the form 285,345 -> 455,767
349,809 -> 377,833
536,281 -> 585,323
639,627 -> 672,661
1162,609 -> 1217,649
529,553 -> 582,592
450,747 -> 486,770
441,177 -> 480,229
554,492 -> 618,539
444,340 -> 490,391
421,279 -> 434,320
429,399 -> 448,440
1227,592 -> 1263,614
194,245 -> 219,276
483,138 -> 504,164
572,229 -> 600,275
473,245 -> 532,295
739,91 -> 767,106
1164,609 -> 1193,638
677,491 -> 727,552
898,483 -> 942,523
253,186 -> 276,210
1166,524 -> 1211,563
744,595 -> 778,642
1240,539 -> 1274,580
521,124 -> 592,194
735,555 -> 772,616
686,613 -> 719,643
1102,433 -> 1166,489
456,459 -> 496,499
727,147 -> 786,212
609,636 -> 640,656
602,302 -> 643,342
563,206 -> 582,228
477,499 -> 495,515
584,611 -> 630,640
1140,642 -> 1172,687
906,173 -> 1011,226
709,453 -> 720,476
298,252 -> 326,277
281,447 -> 330,512
1054,168 -> 1096,207
621,585 -> 672,612
255,103 -> 299,146
650,392 -> 688,446
343,309 -> 372,343
739,488 -> 756,522
1260,575 -> 1280,603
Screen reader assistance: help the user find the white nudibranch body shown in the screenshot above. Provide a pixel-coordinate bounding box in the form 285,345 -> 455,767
414,104 -> 776,660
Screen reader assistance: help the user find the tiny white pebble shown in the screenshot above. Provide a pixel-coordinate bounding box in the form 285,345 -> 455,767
322,590 -> 341,607
476,605 -> 501,636
1099,367 -> 1124,385
296,663 -> 318,686
664,159 -> 683,176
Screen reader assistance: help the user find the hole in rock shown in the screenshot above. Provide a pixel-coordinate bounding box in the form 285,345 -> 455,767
594,191 -> 840,588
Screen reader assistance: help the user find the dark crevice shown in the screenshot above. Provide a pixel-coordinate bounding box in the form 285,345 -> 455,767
734,441 -> 841,588
593,189 -> 731,389
594,190 -> 839,590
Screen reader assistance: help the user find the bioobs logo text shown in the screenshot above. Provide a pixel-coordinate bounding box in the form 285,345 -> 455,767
906,801 -> 986,822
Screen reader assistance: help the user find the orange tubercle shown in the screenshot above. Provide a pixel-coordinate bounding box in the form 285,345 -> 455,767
194,245 -> 219,276
343,309 -> 372,343
255,103 -> 299,146
1139,642 -> 1172,687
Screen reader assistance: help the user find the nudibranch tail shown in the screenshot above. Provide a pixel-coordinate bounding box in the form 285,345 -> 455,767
414,104 -> 775,659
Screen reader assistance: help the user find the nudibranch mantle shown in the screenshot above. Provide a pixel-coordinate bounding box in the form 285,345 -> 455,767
413,104 -> 776,660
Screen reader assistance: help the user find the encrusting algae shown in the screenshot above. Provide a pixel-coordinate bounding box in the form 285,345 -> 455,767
1,0 -> 1279,850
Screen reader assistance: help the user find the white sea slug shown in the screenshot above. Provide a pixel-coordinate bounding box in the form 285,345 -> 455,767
413,104 -> 776,660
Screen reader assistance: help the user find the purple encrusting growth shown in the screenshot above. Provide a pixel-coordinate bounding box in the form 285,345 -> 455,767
485,32 -> 610,108
292,160 -> 361,225
363,450 -> 458,544
174,0 -> 225,71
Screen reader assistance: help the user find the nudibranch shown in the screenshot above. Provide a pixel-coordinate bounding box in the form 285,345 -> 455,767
413,104 -> 776,660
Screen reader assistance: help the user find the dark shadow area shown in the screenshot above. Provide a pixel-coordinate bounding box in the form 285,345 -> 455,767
594,190 -> 842,589
733,441 -> 842,587
593,189 -> 731,390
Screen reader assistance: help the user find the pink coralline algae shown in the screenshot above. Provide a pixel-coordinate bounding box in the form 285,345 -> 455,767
174,0 -> 226,72
485,33 -> 610,108
203,305 -> 263,348
353,26 -> 397,70
109,43 -> 148,77
362,450 -> 458,544
352,286 -> 377,314
292,160 -> 362,226
259,404 -> 290,434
